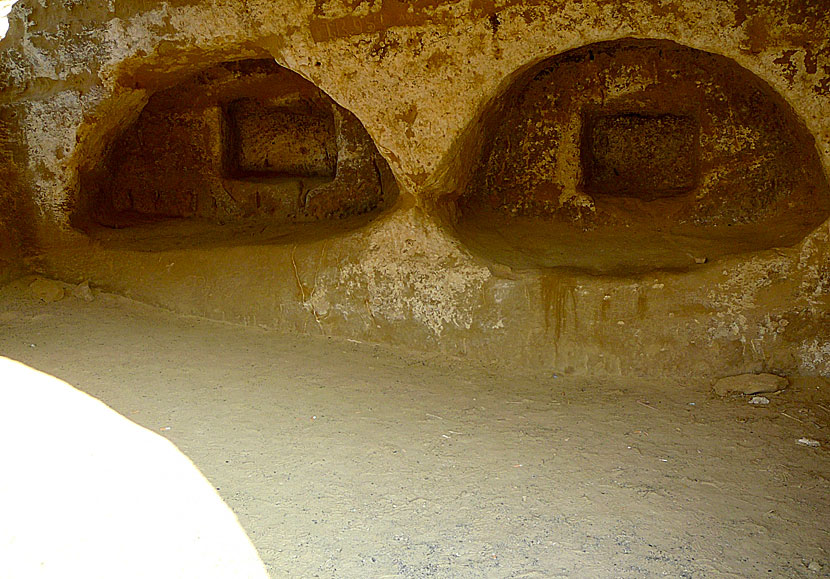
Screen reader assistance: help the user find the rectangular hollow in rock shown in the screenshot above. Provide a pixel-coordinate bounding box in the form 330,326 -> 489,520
224,98 -> 337,178
581,112 -> 699,199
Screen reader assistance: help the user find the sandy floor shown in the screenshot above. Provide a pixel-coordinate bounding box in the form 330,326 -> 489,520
1,277 -> 828,578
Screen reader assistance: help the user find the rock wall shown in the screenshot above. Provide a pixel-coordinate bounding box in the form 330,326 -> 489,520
0,0 -> 828,376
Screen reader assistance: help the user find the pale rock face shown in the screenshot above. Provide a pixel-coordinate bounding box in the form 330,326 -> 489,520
0,357 -> 269,579
0,0 -> 16,39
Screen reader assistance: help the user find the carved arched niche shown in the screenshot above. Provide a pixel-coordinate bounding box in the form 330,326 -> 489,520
77,59 -> 398,248
450,39 -> 830,274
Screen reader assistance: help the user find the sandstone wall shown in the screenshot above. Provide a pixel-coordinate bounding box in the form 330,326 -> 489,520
1,0 -> 828,376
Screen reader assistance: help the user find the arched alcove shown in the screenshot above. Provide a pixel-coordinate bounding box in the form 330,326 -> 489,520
448,39 -> 830,275
75,59 -> 398,250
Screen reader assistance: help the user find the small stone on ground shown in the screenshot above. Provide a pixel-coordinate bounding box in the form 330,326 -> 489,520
72,281 -> 95,302
27,278 -> 65,303
713,373 -> 788,396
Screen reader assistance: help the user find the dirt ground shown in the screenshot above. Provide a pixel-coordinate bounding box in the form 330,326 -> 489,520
1,276 -> 828,578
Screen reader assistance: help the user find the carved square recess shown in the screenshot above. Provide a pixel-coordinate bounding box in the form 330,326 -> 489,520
225,98 -> 336,178
582,112 -> 699,199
